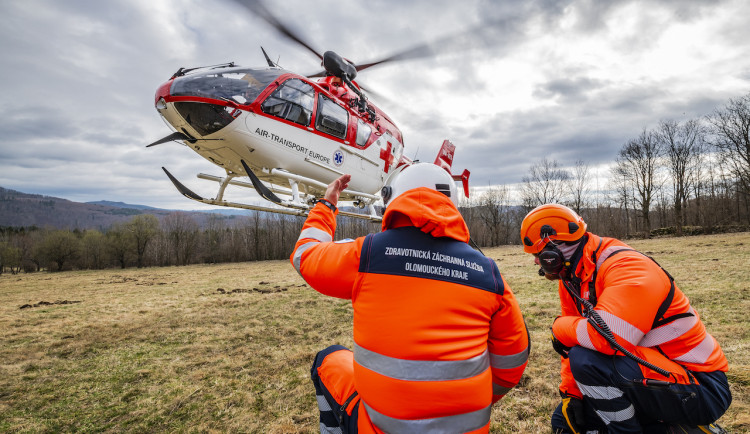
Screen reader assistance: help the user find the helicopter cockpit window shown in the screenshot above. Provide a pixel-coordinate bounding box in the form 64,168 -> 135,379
356,119 -> 371,147
260,79 -> 314,126
316,95 -> 348,140
171,67 -> 286,105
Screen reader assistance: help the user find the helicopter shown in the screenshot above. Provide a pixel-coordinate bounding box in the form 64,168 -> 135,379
148,1 -> 471,221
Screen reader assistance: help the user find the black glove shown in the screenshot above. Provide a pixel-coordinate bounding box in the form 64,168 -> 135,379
560,393 -> 585,434
550,329 -> 571,358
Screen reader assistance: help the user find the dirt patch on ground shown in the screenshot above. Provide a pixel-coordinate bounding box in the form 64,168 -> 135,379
19,300 -> 82,309
214,283 -> 307,295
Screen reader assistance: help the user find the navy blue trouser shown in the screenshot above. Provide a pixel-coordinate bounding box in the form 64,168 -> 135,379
551,347 -> 731,434
311,345 -> 360,434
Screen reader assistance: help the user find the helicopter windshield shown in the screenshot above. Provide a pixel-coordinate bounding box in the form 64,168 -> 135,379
171,67 -> 287,105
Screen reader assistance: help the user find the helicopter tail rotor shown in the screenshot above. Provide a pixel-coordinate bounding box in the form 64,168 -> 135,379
453,169 -> 471,199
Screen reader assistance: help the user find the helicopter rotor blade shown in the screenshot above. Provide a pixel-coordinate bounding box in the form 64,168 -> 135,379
355,81 -> 389,105
306,17 -> 515,79
233,0 -> 324,61
353,22 -> 492,73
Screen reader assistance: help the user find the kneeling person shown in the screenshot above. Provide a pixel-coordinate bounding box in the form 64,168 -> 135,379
292,164 -> 530,433
520,204 -> 731,433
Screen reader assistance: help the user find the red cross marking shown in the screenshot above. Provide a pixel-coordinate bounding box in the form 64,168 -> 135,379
379,141 -> 394,173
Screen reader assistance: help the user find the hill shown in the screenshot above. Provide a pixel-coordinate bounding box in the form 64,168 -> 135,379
85,200 -> 162,210
0,187 -> 250,230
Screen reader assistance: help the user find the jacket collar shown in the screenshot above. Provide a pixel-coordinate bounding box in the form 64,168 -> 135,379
381,188 -> 470,242
573,232 -> 602,282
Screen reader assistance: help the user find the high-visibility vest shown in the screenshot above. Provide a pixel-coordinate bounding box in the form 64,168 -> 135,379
292,188 -> 529,433
553,234 -> 728,398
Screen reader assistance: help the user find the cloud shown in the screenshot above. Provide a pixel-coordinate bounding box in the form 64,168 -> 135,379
0,0 -> 749,211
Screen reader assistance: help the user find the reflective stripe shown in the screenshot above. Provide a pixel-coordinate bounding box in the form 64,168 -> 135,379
292,241 -> 318,273
493,383 -> 512,396
639,307 -> 698,347
316,394 -> 332,412
298,227 -> 332,243
595,246 -> 632,270
674,335 -> 716,364
596,405 -> 636,424
576,320 -> 595,350
364,402 -> 491,434
596,310 -> 644,346
354,344 -> 489,381
489,346 -> 529,370
576,382 -> 624,400
319,422 -> 342,434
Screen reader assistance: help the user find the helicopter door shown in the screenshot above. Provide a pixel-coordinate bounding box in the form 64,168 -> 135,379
352,119 -> 377,171
251,78 -> 315,171
309,94 -> 351,176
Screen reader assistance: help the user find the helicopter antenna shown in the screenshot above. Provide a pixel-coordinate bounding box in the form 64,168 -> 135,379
261,46 -> 275,67
412,145 -> 420,161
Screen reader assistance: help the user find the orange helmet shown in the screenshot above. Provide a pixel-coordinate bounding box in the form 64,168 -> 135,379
520,204 -> 587,254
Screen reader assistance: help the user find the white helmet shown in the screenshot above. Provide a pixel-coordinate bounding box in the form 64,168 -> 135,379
381,162 -> 458,207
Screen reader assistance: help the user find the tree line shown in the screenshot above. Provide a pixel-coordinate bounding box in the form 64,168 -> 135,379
0,211 -> 380,274
460,92 -> 750,246
2,92 -> 748,273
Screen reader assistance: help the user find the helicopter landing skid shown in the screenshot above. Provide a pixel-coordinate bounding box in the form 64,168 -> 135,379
161,167 -> 383,222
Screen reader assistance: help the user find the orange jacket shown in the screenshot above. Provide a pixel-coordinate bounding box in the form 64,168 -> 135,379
552,234 -> 728,399
291,188 -> 529,433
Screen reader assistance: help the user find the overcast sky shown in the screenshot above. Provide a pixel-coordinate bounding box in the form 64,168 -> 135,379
1,0 -> 748,210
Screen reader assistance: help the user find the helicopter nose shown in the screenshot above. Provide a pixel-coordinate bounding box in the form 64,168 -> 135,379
173,102 -> 238,136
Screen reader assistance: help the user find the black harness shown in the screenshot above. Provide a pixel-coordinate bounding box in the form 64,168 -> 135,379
576,238 -> 693,330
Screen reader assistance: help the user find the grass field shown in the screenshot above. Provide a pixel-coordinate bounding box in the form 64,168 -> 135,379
1,232 -> 749,433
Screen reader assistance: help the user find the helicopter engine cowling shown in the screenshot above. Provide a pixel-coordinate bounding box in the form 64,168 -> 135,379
323,51 -> 357,80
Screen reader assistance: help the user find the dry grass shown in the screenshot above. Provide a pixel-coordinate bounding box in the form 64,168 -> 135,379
1,232 -> 748,433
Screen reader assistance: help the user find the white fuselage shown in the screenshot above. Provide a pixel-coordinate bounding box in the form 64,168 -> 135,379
158,99 -> 403,203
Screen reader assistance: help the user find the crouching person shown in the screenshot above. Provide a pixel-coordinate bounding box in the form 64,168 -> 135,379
291,164 -> 530,433
520,204 -> 732,434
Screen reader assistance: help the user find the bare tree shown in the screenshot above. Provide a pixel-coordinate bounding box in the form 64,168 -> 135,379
656,119 -> 705,235
706,93 -> 750,223
81,229 -> 107,269
477,186 -> 511,246
203,214 -> 226,264
43,230 -> 80,271
569,159 -> 591,214
609,165 -> 633,238
520,158 -> 571,209
107,223 -> 130,269
0,242 -> 21,274
614,128 -> 662,232
126,214 -> 159,268
163,212 -> 200,266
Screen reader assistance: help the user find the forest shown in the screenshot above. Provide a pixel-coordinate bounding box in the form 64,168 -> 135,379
1,92 -> 748,274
